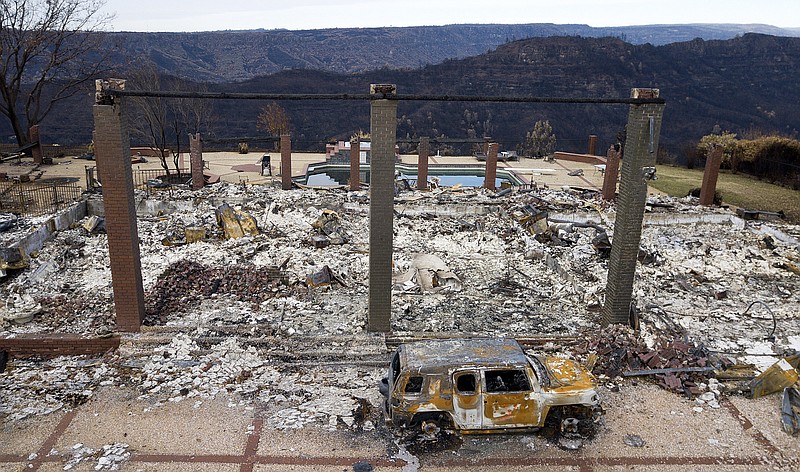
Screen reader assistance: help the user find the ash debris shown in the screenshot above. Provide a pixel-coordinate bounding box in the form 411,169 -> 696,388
1,182 -> 799,435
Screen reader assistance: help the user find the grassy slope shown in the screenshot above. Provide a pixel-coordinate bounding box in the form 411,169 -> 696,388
649,165 -> 800,222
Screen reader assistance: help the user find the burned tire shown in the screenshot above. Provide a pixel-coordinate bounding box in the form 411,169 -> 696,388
410,413 -> 450,441
543,405 -> 601,441
404,414 -> 460,454
420,418 -> 442,440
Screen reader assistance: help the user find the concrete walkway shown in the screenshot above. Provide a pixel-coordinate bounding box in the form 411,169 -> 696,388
2,383 -> 796,471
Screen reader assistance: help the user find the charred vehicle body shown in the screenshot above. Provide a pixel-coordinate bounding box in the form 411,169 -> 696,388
380,338 -> 602,442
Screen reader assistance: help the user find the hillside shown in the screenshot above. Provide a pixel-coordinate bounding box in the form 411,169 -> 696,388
207,33 -> 800,155
106,23 -> 799,82
11,33 -> 800,158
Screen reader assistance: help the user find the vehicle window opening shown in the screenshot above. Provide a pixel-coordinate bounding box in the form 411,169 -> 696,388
405,376 -> 424,394
528,355 -> 550,388
486,369 -> 530,392
391,352 -> 400,384
455,373 -> 477,394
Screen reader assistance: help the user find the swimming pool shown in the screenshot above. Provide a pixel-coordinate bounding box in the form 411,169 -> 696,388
299,163 -> 526,188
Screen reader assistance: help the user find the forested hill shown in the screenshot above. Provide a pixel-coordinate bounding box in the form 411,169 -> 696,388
207,33 -> 800,154
20,33 -> 800,156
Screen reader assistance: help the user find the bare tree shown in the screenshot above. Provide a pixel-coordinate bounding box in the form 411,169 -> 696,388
128,62 -> 171,176
256,101 -> 290,150
0,0 -> 112,145
129,62 -> 214,178
171,81 -> 213,174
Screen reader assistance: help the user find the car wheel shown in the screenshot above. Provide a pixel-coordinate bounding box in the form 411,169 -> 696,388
420,418 -> 442,440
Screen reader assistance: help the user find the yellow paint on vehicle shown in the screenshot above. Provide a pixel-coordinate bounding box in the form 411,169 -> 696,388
543,357 -> 595,391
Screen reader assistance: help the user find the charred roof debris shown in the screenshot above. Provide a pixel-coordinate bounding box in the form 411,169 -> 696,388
1,181 -> 799,449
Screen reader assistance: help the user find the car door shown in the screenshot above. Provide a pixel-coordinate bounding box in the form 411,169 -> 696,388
451,370 -> 482,429
481,368 -> 540,428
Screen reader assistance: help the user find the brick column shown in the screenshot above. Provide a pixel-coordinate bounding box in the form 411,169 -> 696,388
602,145 -> 621,201
190,133 -> 204,190
280,134 -> 292,190
483,143 -> 499,191
588,134 -> 598,156
368,84 -> 397,332
92,79 -> 145,332
350,138 -> 360,190
602,88 -> 664,326
482,137 -> 491,156
699,145 -> 723,206
29,125 -> 43,164
417,137 -> 429,190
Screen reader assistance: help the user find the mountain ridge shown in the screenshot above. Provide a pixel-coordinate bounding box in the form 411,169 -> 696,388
105,23 -> 800,82
8,33 -> 800,159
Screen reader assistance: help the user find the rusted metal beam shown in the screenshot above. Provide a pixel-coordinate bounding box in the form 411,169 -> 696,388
623,366 -> 716,377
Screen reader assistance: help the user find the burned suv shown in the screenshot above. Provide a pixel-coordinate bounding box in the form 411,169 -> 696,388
379,338 -> 601,442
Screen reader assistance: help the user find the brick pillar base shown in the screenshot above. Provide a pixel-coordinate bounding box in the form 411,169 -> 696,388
417,137 -> 429,190
484,143 -> 499,191
280,134 -> 292,190
602,88 -> 665,326
350,138 -> 360,190
190,133 -> 204,190
368,84 -> 398,332
29,125 -> 43,164
93,79 -> 145,332
699,145 -> 723,206
602,146 -> 621,201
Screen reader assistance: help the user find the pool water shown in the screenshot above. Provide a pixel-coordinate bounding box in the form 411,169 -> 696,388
301,164 -> 523,188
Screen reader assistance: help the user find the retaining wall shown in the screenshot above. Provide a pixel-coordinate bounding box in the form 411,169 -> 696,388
10,201 -> 87,257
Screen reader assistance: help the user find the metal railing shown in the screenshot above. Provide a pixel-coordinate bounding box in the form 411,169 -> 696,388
132,167 -> 191,190
0,181 -> 84,216
84,166 -> 192,193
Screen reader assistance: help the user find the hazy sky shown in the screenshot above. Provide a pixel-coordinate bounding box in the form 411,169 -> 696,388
100,0 -> 800,32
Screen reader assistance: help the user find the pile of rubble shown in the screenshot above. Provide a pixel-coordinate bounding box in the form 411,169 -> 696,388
0,356 -> 117,421
576,324 -> 734,396
1,228 -> 113,334
1,182 -> 799,430
144,259 -> 293,323
121,333 -> 384,432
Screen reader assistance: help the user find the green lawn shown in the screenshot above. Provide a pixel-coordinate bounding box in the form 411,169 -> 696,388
650,165 -> 800,222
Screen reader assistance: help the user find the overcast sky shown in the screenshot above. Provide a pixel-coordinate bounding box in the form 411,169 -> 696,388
100,0 -> 800,32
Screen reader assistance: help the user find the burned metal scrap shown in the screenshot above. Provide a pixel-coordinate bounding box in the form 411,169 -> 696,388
0,246 -> 28,276
215,202 -> 259,239
306,265 -> 348,288
511,204 -> 549,237
309,209 -> 349,246
0,293 -> 41,325
750,354 -> 800,398
393,254 -> 462,293
783,387 -> 800,436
